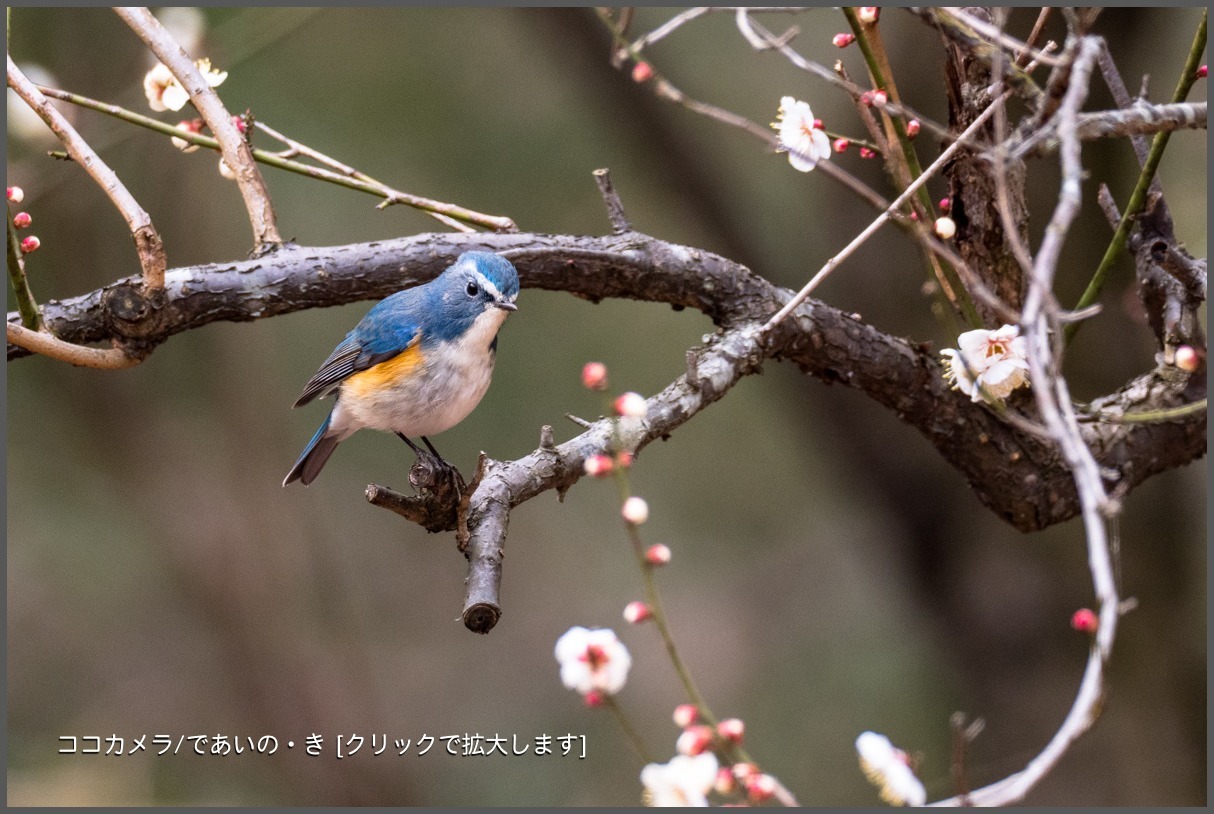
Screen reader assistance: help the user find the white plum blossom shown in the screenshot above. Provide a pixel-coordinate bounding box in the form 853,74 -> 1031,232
641,752 -> 719,806
144,58 -> 228,112
855,731 -> 927,807
554,626 -> 631,697
773,96 -> 833,172
940,324 -> 1030,403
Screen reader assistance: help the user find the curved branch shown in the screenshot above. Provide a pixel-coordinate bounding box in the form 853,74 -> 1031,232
6,55 -> 167,290
115,6 -> 282,253
7,322 -> 141,369
8,231 -> 1204,536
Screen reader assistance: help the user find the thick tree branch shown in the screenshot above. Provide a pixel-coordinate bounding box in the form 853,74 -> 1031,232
9,231 -> 1203,539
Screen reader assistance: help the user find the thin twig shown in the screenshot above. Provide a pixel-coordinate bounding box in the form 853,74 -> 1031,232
1014,7 -> 1053,68
7,321 -> 140,369
6,209 -> 41,330
1067,11 -> 1206,339
592,168 -> 631,233
1074,101 -> 1206,141
36,84 -> 515,233
6,55 -> 167,290
115,6 -> 283,253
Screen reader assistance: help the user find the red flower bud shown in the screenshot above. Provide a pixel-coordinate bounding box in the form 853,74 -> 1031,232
673,703 -> 699,728
623,601 -> 652,624
645,543 -> 671,566
1071,608 -> 1098,634
581,362 -> 608,390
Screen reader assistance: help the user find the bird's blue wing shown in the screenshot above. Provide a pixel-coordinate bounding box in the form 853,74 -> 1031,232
292,296 -> 421,407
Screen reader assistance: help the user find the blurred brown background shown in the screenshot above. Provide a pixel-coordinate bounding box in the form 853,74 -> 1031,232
7,7 -> 1206,806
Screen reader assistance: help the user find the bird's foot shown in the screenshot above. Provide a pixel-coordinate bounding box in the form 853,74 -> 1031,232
408,449 -> 467,504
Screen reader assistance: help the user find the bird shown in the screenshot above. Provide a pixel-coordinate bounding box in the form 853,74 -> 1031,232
283,251 -> 520,487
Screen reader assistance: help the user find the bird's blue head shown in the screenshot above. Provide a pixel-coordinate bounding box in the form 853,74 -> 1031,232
420,252 -> 520,344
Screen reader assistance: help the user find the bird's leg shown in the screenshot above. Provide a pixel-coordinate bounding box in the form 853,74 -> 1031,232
396,432 -> 425,456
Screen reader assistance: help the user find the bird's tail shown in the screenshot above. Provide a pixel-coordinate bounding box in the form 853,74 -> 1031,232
283,412 -> 342,486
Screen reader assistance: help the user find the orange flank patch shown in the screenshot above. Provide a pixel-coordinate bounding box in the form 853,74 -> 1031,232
343,342 -> 424,399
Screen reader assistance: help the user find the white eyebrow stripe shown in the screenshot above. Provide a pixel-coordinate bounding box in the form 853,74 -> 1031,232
476,272 -> 504,301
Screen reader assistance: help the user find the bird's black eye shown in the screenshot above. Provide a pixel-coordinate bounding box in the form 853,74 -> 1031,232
465,280 -> 480,298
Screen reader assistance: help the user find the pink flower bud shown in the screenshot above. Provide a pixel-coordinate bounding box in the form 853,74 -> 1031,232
1175,345 -> 1201,372
621,496 -> 649,525
909,211 -> 920,222
746,773 -> 778,802
20,235 -> 40,254
7,186 -> 24,203
583,454 -> 615,478
623,601 -> 652,624
860,90 -> 874,106
231,114 -> 247,133
581,361 -> 608,390
1197,64 -> 1208,79
859,147 -> 877,159
615,450 -> 634,469
832,32 -> 856,48
1071,608 -> 1098,634
934,215 -> 957,240
583,689 -> 606,708
906,118 -> 921,138
614,391 -> 647,417
812,117 -> 823,130
717,718 -> 745,743
732,762 -> 759,781
632,62 -> 654,83
832,137 -> 850,153
939,197 -> 952,213
172,119 -> 204,153
676,725 -> 714,756
857,6 -> 880,24
645,543 -> 672,566
12,211 -> 31,229
714,766 -> 738,795
673,703 -> 699,728
870,89 -> 888,107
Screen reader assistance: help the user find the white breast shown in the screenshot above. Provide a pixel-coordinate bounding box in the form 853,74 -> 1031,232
331,306 -> 509,439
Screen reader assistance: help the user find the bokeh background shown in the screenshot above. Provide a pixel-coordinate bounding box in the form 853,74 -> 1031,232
7,7 -> 1205,806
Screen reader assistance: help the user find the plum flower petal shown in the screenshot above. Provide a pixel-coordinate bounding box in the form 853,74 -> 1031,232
856,731 -> 926,807
641,752 -> 719,806
940,324 -> 1030,403
144,58 -> 228,112
554,626 -> 631,696
773,96 -> 832,172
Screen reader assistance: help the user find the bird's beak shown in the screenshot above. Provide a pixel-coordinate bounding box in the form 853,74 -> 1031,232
493,300 -> 518,312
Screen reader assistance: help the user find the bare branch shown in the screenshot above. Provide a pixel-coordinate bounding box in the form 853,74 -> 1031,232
7,321 -> 141,369
114,6 -> 283,253
936,37 -> 1122,807
7,55 -> 167,291
592,168 -> 631,233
